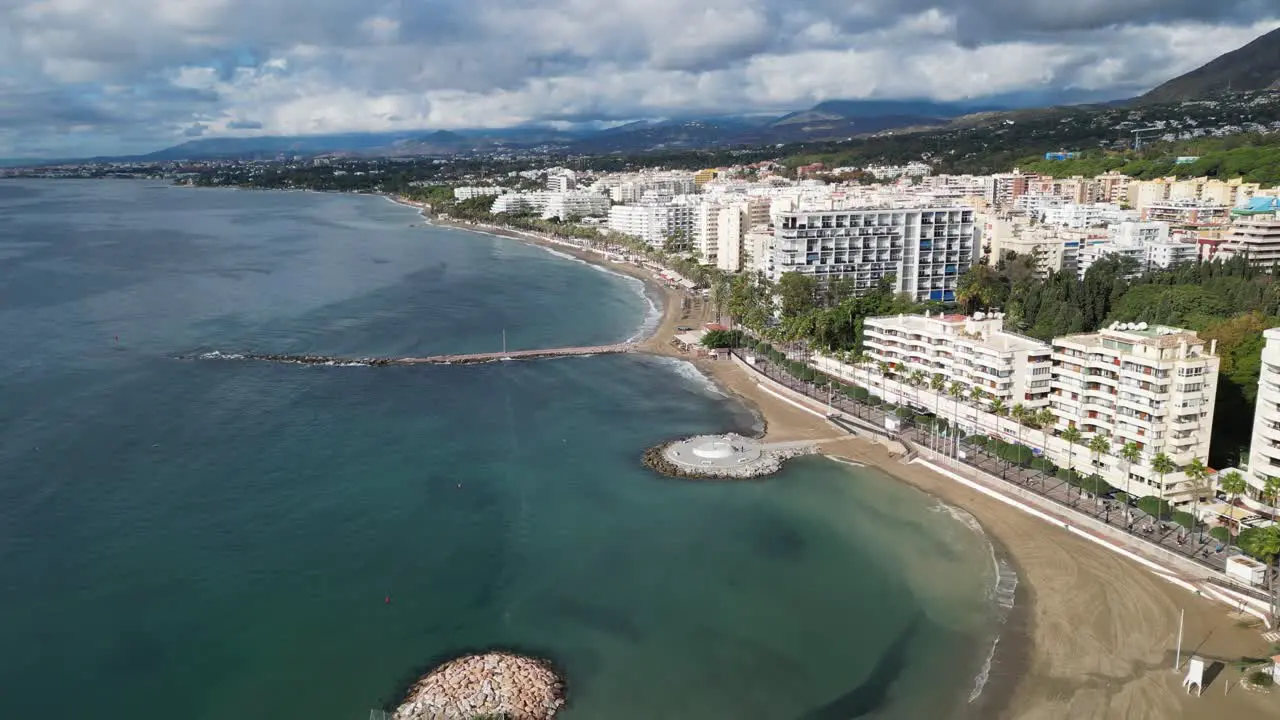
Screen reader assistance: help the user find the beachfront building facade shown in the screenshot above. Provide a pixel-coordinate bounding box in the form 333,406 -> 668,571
453,186 -> 508,201
1244,327 -> 1280,508
1049,324 -> 1220,502
607,202 -> 696,248
860,312 -> 1053,412
811,314 -> 1220,505
769,206 -> 977,301
490,191 -> 610,220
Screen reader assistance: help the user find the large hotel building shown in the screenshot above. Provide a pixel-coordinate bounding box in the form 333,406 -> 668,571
770,207 -> 977,302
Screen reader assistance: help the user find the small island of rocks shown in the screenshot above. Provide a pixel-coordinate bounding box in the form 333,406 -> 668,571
643,433 -> 816,480
391,651 -> 565,720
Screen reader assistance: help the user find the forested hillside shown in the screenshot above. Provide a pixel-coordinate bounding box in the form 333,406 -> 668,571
1017,134 -> 1280,186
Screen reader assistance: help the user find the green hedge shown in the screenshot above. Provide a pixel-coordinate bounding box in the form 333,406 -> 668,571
849,386 -> 869,400
1077,474 -> 1116,496
1171,511 -> 1196,530
1137,496 -> 1172,520
1209,526 -> 1231,543
865,396 -> 882,407
1029,456 -> 1057,474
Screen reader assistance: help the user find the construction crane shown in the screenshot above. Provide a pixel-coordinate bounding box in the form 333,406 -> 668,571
1131,126 -> 1164,151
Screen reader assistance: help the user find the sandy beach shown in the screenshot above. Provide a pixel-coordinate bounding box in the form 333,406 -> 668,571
418,206 -> 1278,718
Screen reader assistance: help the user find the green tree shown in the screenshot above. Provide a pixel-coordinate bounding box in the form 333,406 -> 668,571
1262,475 -> 1280,529
776,272 -> 818,319
1087,434 -> 1112,508
1061,426 -> 1083,499
1150,453 -> 1176,521
1220,470 -> 1248,548
1119,442 -> 1142,499
1183,458 -> 1210,541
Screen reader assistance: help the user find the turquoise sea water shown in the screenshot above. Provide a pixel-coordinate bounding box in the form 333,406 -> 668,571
0,180 -> 1006,719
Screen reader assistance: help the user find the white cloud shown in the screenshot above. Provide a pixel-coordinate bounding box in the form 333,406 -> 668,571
0,0 -> 1278,156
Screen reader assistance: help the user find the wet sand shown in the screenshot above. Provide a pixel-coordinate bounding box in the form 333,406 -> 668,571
418,208 -> 1278,718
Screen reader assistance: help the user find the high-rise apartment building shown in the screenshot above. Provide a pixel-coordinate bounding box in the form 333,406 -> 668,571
1050,324 -> 1219,501
860,312 -> 1053,410
1220,207 -> 1280,267
770,206 -> 976,301
1244,327 -> 1280,507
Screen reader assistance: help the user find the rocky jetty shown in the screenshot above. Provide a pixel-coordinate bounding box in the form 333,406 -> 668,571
644,433 -> 814,480
391,652 -> 565,720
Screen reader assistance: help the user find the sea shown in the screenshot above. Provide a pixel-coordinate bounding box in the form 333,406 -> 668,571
0,180 -> 1013,720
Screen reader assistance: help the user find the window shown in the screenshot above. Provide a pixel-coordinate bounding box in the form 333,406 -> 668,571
1178,367 -> 1205,377
1179,382 -> 1203,393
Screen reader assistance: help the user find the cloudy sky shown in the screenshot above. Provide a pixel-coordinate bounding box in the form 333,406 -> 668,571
2,0 -> 1278,158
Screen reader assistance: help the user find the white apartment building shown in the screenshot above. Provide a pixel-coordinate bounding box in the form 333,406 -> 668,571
1113,221 -> 1170,246
453,186 -> 508,201
1050,323 -> 1219,502
1220,209 -> 1280,267
607,202 -> 696,248
1141,200 -> 1231,230
1144,240 -> 1198,269
693,200 -> 749,272
490,191 -> 610,220
1244,327 -> 1280,507
858,312 -> 1053,411
770,206 -> 976,301
546,171 -> 577,193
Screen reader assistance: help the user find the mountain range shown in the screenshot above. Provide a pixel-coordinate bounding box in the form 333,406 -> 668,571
115,92 -> 1125,162
21,26 -> 1280,165
1139,26 -> 1280,104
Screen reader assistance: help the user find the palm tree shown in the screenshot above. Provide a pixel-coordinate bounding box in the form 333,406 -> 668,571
909,369 -> 926,411
1119,441 -> 1142,500
1220,470 -> 1248,547
1061,426 -> 1084,501
948,382 -> 966,450
1034,407 -> 1055,431
929,374 -> 947,442
1087,434 -> 1112,509
877,360 -> 892,404
1150,453 -> 1176,522
1010,403 -> 1028,450
1184,458 -> 1210,542
1263,475 -> 1280,525
968,386 -> 988,436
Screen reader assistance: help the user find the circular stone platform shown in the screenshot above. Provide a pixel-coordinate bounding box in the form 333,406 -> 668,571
668,434 -> 763,470
644,433 -> 810,480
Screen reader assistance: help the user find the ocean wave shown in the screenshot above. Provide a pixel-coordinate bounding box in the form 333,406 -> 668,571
620,275 -> 662,343
650,356 -> 727,398
968,635 -> 1001,704
198,351 -> 245,360
968,533 -> 1019,703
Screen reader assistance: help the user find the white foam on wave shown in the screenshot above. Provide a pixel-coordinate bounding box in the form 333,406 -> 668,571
925,499 -> 1018,703
969,528 -> 1020,704
651,356 -> 727,398
198,351 -> 245,360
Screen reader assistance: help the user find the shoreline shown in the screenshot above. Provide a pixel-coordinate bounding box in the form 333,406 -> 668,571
401,201 -> 1277,718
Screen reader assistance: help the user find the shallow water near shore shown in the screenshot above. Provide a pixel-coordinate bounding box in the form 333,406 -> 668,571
0,180 -> 1004,719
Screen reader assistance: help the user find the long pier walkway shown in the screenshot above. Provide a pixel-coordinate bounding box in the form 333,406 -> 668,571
185,343 -> 637,366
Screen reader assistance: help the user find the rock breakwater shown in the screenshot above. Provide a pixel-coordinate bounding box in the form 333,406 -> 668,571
391,652 -> 565,720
